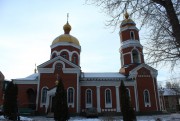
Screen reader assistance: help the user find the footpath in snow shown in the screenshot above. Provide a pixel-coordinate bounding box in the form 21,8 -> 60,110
0,113 -> 180,121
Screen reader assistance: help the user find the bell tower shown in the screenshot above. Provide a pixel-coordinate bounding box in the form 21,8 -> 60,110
119,12 -> 144,75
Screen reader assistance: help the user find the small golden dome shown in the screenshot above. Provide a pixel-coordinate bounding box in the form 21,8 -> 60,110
63,22 -> 71,34
120,11 -> 135,27
51,21 -> 80,46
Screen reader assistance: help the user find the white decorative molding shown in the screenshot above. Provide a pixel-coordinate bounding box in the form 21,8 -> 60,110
51,49 -> 80,66
130,48 -> 141,63
36,73 -> 41,111
38,56 -> 79,69
45,87 -> 56,112
50,42 -> 81,51
71,51 -> 80,66
13,80 -> 38,84
120,25 -> 139,32
129,63 -> 158,78
76,71 -> 80,113
59,49 -> 71,60
96,86 -> 101,113
120,39 -> 143,49
38,57 -> 81,74
50,51 -> 58,59
52,60 -> 66,69
80,80 -> 135,87
134,79 -> 139,111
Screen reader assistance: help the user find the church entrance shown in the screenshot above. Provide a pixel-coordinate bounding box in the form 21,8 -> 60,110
49,96 -> 55,113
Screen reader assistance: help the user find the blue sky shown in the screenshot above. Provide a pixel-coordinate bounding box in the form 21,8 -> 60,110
0,0 -> 177,86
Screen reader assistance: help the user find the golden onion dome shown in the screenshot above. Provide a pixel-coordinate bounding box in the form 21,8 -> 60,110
120,12 -> 135,27
52,22 -> 80,46
63,22 -> 71,34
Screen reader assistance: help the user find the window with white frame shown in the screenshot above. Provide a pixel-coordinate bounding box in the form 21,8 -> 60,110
86,89 -> 92,104
132,49 -> 140,63
86,89 -> 92,108
144,90 -> 151,107
68,88 -> 74,103
41,87 -> 48,103
105,89 -> 112,108
130,31 -> 135,40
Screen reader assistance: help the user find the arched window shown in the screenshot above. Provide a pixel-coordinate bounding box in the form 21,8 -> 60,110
41,87 -> 48,103
132,49 -> 140,63
51,53 -> 57,59
130,31 -> 135,40
105,89 -> 112,108
68,88 -> 74,103
144,90 -> 151,107
72,55 -> 77,64
86,89 -> 92,104
60,51 -> 69,60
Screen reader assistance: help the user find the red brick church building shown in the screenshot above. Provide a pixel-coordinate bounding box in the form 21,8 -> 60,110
11,13 -> 160,115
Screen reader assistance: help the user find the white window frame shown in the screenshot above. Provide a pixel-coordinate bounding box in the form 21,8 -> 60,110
86,89 -> 93,108
105,89 -> 112,108
67,87 -> 74,108
130,31 -> 135,40
144,89 -> 151,107
131,49 -> 141,63
41,87 -> 48,105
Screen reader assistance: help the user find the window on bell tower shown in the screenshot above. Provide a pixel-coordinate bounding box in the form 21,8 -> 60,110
72,55 -> 78,64
130,31 -> 135,40
132,49 -> 140,63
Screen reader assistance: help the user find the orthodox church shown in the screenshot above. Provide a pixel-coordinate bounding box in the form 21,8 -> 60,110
12,13 -> 160,115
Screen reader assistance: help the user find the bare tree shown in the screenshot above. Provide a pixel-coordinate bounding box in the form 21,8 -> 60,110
87,0 -> 180,70
166,76 -> 180,89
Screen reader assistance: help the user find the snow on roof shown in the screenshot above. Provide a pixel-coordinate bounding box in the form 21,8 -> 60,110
81,72 -> 125,78
14,73 -> 39,81
163,88 -> 179,96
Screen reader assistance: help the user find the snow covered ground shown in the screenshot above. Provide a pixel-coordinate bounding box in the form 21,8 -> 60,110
0,113 -> 180,121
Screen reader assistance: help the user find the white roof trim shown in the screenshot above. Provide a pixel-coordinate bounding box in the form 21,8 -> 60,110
38,56 -> 80,69
81,72 -> 125,80
120,26 -> 139,32
129,63 -> 158,78
80,80 -> 134,87
50,42 -> 81,50
13,80 -> 38,84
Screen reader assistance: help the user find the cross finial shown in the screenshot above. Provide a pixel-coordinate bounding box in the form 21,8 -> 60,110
67,13 -> 69,22
124,11 -> 129,19
34,63 -> 37,73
